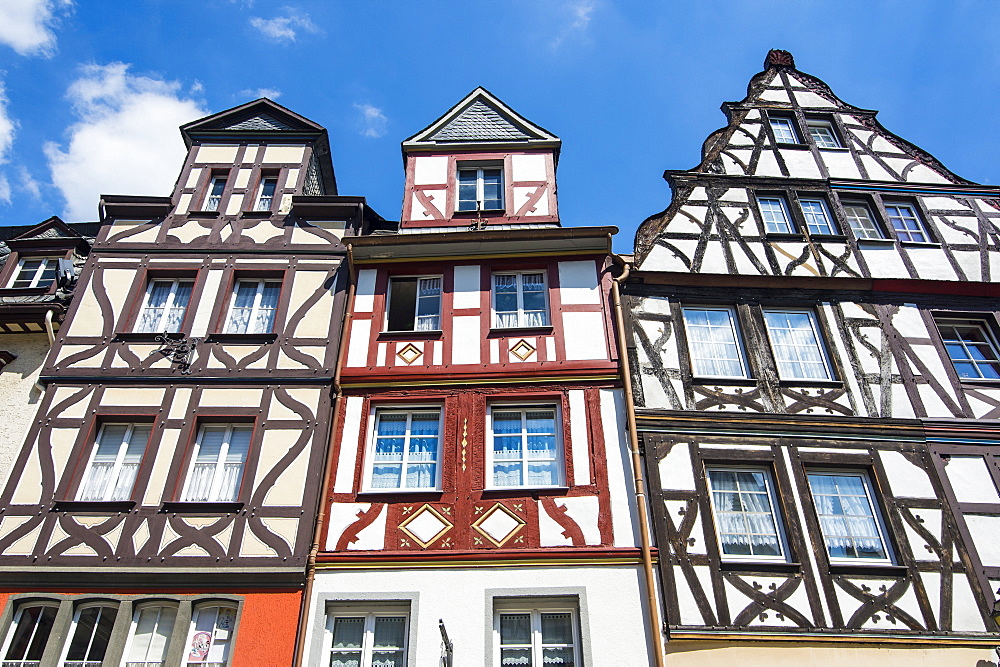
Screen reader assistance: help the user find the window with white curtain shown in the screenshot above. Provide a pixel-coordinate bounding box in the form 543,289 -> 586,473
204,177 -> 226,212
493,272 -> 548,328
135,280 -> 194,334
8,258 -> 57,289
488,406 -> 562,488
386,276 -> 442,332
181,425 -> 251,503
254,177 -> 278,212
77,423 -> 151,502
184,606 -> 237,667
707,468 -> 787,560
682,307 -> 749,378
60,604 -> 117,667
762,309 -> 833,380
807,471 -> 892,562
1,603 -> 58,667
494,601 -> 579,667
124,604 -> 177,667
325,608 -> 408,667
366,409 -> 441,490
224,281 -> 280,334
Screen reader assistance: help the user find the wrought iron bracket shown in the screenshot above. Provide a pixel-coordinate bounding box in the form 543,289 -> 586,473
153,333 -> 200,374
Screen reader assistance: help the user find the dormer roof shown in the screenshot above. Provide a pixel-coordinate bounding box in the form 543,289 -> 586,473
403,87 -> 560,158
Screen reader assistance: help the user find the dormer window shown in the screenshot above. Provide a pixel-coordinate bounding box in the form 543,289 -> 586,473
255,176 -> 278,212
205,176 -> 226,212
458,166 -> 503,212
9,257 -> 57,289
769,117 -> 800,144
807,120 -> 841,148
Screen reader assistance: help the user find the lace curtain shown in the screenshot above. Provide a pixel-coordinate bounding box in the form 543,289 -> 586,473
137,281 -> 192,333
183,427 -> 250,502
78,424 -> 151,502
226,282 -> 279,334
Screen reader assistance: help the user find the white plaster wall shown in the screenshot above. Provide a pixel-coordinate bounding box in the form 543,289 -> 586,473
452,265 -> 481,309
412,156 -> 448,185
0,334 -> 48,488
557,260 -> 600,305
663,643 -> 994,666
561,312 -> 607,360
511,154 -> 547,182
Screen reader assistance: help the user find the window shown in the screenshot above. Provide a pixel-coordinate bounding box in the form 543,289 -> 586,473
494,602 -> 579,667
458,166 -> 503,211
366,409 -> 441,490
799,198 -> 836,235
224,280 -> 280,334
204,177 -> 226,212
493,273 -> 548,328
937,318 -> 1000,380
77,423 -> 152,502
763,309 -> 832,380
807,120 -> 841,148
326,610 -> 407,667
386,277 -> 442,332
254,177 -> 277,212
807,471 -> 891,562
61,604 -> 117,667
185,606 -> 236,667
842,202 -> 884,240
124,604 -> 177,667
682,307 -> 748,378
181,425 -> 251,503
885,203 -> 929,243
489,406 -> 562,488
2,604 -> 58,667
756,196 -> 793,234
769,117 -> 799,144
135,279 -> 193,334
707,469 -> 787,560
8,258 -> 56,289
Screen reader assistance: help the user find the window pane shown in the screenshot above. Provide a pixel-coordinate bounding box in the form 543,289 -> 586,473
885,204 -> 927,243
128,606 -> 176,664
800,199 -> 834,235
769,118 -> 798,144
66,606 -> 117,662
4,605 -> 56,662
843,204 -> 882,239
938,322 -> 1000,379
371,410 -> 440,490
458,169 -> 478,211
764,310 -> 831,380
808,473 -> 888,560
482,169 -> 503,209
499,614 -> 531,645
757,197 -> 792,234
387,278 -> 417,332
683,308 -> 745,377
709,469 -> 784,558
415,277 -> 441,331
808,124 -> 840,148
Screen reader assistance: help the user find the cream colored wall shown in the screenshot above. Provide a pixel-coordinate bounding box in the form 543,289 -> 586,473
0,333 -> 49,488
663,642 -> 995,667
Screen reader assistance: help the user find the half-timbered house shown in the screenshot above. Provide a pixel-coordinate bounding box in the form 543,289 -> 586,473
0,99 -> 383,667
301,88 -> 655,666
624,50 -> 1000,665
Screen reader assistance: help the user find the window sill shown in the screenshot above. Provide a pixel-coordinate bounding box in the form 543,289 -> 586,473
900,241 -> 942,248
240,210 -> 274,218
828,562 -> 906,577
808,234 -> 849,242
720,560 -> 801,573
114,331 -> 187,343
489,326 -> 554,336
856,238 -> 896,246
817,147 -> 850,152
358,488 -> 443,495
690,376 -> 756,386
778,379 -> 843,388
188,210 -> 221,217
378,330 -> 443,340
0,286 -> 52,296
161,501 -> 244,513
205,332 -> 277,344
958,377 -> 1000,386
454,209 -> 506,216
765,233 -> 806,242
775,142 -> 811,150
482,486 -> 569,497
52,500 -> 136,513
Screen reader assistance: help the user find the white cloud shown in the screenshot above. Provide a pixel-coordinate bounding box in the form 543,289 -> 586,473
16,166 -> 40,200
0,81 -> 16,204
44,63 -> 209,221
354,103 -> 387,139
550,0 -> 596,49
239,87 -> 282,100
0,0 -> 72,57
249,9 -> 319,43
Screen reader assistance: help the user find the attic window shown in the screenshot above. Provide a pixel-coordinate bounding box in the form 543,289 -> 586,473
205,176 -> 227,212
9,258 -> 57,289
807,120 -> 841,148
458,165 -> 503,212
769,117 -> 800,144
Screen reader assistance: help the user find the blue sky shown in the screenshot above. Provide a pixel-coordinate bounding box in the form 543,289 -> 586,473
0,1 -> 997,251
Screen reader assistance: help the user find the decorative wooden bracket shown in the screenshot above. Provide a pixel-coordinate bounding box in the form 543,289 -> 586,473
154,334 -> 200,374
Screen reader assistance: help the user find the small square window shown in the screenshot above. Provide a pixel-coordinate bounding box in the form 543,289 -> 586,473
799,197 -> 836,235
885,203 -> 929,243
763,309 -> 833,380
488,405 -> 563,488
325,609 -> 408,667
458,166 -> 503,211
77,423 -> 152,502
136,279 -> 194,333
386,276 -> 442,332
205,176 -> 227,212
2,604 -> 58,666
756,196 -> 794,234
807,120 -> 841,148
366,408 -> 442,491
707,468 -> 788,560
185,605 -> 237,666
681,307 -> 749,378
769,117 -> 800,144
225,280 -> 280,334
181,425 -> 251,502
494,601 -> 580,667
8,258 -> 57,289
60,604 -> 118,667
493,272 -> 549,328
936,318 -> 1000,380
807,471 -> 892,563
841,202 -> 884,240
254,176 -> 278,212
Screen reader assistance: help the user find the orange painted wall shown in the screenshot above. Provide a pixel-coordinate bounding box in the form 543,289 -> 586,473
231,590 -> 302,667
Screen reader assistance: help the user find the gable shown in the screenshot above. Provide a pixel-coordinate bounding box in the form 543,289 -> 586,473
219,113 -> 297,132
429,100 -> 532,142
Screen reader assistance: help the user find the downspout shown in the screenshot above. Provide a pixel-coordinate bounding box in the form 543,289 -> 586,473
44,308 -> 55,346
610,249 -> 666,667
292,241 -> 358,667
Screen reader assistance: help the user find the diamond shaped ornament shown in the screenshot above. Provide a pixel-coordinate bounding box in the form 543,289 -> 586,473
510,339 -> 536,361
397,343 -> 423,365
473,502 -> 526,547
399,504 -> 453,548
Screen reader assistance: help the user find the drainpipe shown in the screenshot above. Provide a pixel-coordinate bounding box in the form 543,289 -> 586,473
610,250 -> 666,667
291,242 -> 358,667
43,308 -> 55,346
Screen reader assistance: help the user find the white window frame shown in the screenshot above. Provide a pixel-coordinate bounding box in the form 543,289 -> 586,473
363,407 -> 443,492
799,197 -> 836,235
385,275 -> 443,332
807,470 -> 894,564
0,602 -> 59,667
491,271 -> 550,329
457,164 -> 504,212
204,176 -> 227,212
58,603 -> 118,667
493,599 -> 581,667
768,116 -> 800,144
253,176 -> 278,212
77,423 -> 151,503
121,601 -> 178,667
135,279 -> 194,334
885,202 -> 930,243
322,606 -> 409,667
486,404 -> 564,490
706,467 -> 789,562
936,317 -> 1000,380
681,306 -> 750,379
762,308 -> 834,381
180,424 -> 252,503
184,604 -> 237,667
8,257 -> 56,289
224,280 -> 280,334
841,201 -> 884,240
756,195 -> 794,234
807,120 -> 841,148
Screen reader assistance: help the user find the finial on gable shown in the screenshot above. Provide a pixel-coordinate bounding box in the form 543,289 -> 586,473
764,49 -> 795,69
